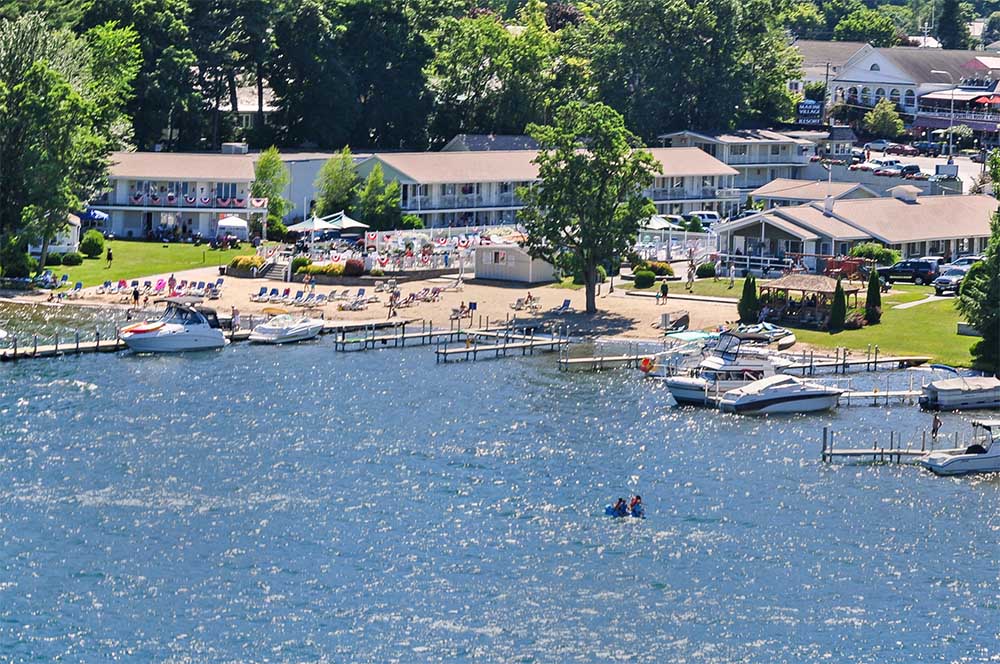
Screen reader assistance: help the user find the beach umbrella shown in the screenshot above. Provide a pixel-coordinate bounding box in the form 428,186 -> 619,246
286,216 -> 338,233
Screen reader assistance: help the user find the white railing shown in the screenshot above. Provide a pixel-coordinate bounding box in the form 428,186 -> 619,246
726,153 -> 810,165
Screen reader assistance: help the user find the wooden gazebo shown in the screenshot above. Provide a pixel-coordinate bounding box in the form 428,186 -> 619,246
758,274 -> 860,328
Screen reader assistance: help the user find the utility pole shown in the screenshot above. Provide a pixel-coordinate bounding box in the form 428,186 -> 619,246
822,61 -> 831,123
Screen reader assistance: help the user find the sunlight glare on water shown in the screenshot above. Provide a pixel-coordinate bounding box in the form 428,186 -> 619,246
1,315 -> 999,661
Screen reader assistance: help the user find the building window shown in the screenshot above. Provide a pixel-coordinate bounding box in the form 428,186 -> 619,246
889,88 -> 900,103
670,177 -> 683,189
904,90 -> 915,107
789,81 -> 800,92
861,87 -> 871,104
870,63 -> 880,71
731,145 -> 747,155
875,87 -> 886,101
770,145 -> 781,156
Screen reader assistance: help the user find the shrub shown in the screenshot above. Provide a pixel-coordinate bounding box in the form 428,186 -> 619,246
696,262 -> 716,278
343,258 -> 365,276
737,275 -> 759,323
300,263 -> 345,276
596,265 -> 607,283
646,261 -> 674,276
864,269 -> 882,324
850,242 -> 899,265
0,242 -> 30,278
369,267 -> 385,277
45,253 -> 62,266
267,217 -> 288,242
61,251 -> 83,266
829,278 -> 847,331
685,215 -> 704,233
291,255 -> 312,273
229,254 -> 264,271
630,257 -> 649,272
79,229 -> 105,258
633,269 -> 656,289
844,310 -> 867,330
26,255 -> 38,274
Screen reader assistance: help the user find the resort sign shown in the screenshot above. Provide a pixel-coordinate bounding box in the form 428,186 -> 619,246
797,99 -> 822,126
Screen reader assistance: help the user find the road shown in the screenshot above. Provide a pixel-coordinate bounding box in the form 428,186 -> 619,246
883,154 -> 984,193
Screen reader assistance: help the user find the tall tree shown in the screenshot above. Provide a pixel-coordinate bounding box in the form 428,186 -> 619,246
0,13 -> 139,275
833,8 -> 899,46
938,0 -> 970,49
314,148 -> 359,217
518,102 -> 658,314
251,146 -> 291,224
354,163 -> 401,231
782,2 -> 825,38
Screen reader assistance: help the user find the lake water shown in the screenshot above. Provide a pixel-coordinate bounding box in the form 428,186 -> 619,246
1,308 -> 998,662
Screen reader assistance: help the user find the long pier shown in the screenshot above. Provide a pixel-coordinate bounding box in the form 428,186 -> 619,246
820,426 -> 967,464
0,318 -> 410,362
782,346 -> 931,375
434,325 -> 571,363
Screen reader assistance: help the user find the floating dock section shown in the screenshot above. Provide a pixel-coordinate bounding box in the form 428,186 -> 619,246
434,325 -> 570,363
820,426 -> 967,464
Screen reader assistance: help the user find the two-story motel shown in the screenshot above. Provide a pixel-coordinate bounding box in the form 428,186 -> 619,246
90,152 -> 265,239
353,147 -> 741,228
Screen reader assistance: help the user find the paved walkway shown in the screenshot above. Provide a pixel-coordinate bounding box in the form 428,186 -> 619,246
893,294 -> 951,310
624,290 -> 738,305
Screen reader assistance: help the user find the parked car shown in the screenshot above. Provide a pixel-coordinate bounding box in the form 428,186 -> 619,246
886,143 -> 919,156
875,163 -> 921,177
912,141 -> 942,157
850,148 -> 866,164
933,267 -> 969,296
851,157 -> 901,172
864,139 -> 892,152
919,255 -> 946,273
683,210 -> 722,228
942,255 -> 983,270
876,259 -> 938,285
971,151 -> 988,164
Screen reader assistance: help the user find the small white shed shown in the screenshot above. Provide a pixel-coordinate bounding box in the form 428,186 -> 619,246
217,215 -> 249,240
473,244 -> 555,284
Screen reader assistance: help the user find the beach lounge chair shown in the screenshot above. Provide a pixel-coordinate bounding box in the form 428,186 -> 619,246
299,293 -> 316,307
339,297 -> 367,311
272,287 -> 291,303
176,280 -> 188,293
413,288 -> 430,301
310,293 -> 328,307
192,281 -> 207,296
355,288 -> 367,302
553,299 -> 573,314
263,287 -> 279,301
396,293 -> 417,308
374,281 -> 387,292
207,285 -> 221,299
66,282 -> 82,298
57,274 -> 69,288
336,289 -> 351,301
250,286 -> 268,302
142,280 -> 152,293
290,290 -> 305,305
96,280 -> 111,294
153,279 -> 166,295
426,287 -> 442,302
510,298 -> 526,311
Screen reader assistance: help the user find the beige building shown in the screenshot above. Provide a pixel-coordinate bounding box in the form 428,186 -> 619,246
750,178 -> 878,208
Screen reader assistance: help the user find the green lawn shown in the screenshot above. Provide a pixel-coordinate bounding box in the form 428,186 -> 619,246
548,276 -> 584,290
628,277 -> 748,299
794,295 -> 975,367
54,240 -> 254,287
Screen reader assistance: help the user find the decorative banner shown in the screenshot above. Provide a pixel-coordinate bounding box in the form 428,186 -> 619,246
234,198 -> 245,207
166,192 -> 176,203
457,237 -> 470,248
378,256 -> 390,267
435,237 -> 447,246
331,254 -> 342,263
420,255 -> 430,265
218,197 -> 231,207
384,234 -> 392,242
130,193 -> 145,204
150,193 -> 160,204
200,196 -> 212,206
250,197 -> 268,208
184,195 -> 197,205
366,232 -> 377,242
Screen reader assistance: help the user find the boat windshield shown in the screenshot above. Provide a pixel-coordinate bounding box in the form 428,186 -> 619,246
715,334 -> 742,360
160,305 -> 206,326
265,314 -> 295,327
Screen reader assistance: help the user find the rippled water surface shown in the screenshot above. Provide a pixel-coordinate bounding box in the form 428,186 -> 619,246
1,330 -> 999,661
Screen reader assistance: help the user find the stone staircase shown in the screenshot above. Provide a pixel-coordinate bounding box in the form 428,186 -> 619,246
260,262 -> 286,280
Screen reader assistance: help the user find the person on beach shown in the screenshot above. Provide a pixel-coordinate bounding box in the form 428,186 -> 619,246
659,281 -> 669,304
168,274 -> 176,294
728,262 -> 736,289
131,285 -> 140,307
686,261 -> 695,292
932,413 -> 943,440
231,306 -> 240,331
105,246 -> 113,269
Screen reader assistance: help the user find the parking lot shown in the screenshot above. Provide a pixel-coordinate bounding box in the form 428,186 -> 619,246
866,152 -> 984,193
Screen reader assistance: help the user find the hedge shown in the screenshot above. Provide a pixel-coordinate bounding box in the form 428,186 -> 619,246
79,229 -> 105,258
229,254 -> 264,270
45,253 -> 62,266
343,258 -> 365,277
646,261 -> 674,276
291,256 -> 311,273
61,251 -> 83,266
299,263 -> 345,276
696,262 -> 715,278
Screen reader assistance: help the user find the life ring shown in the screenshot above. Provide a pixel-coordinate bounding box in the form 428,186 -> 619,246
639,357 -> 654,373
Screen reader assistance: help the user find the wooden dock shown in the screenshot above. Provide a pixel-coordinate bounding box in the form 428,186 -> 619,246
435,326 -> 570,363
558,354 -> 647,371
820,426 -> 967,464
781,345 -> 931,375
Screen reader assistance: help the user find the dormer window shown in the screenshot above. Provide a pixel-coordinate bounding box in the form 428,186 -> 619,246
870,63 -> 880,71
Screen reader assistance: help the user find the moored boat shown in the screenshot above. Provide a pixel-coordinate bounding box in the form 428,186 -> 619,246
122,297 -> 227,353
918,420 -> 1000,476
661,332 -> 781,406
919,375 -> 1000,411
248,312 -> 325,344
718,374 -> 843,414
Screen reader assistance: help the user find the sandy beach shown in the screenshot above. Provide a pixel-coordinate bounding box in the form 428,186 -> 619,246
7,266 -> 739,339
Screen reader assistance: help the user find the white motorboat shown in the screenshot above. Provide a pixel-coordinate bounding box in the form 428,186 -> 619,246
121,297 -> 228,353
920,375 -> 1000,411
661,332 -> 783,406
918,420 -> 1000,476
717,374 -> 843,415
248,313 -> 324,344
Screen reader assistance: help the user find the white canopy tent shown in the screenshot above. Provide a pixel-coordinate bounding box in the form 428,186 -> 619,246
217,215 -> 249,240
320,210 -> 369,232
286,216 -> 338,233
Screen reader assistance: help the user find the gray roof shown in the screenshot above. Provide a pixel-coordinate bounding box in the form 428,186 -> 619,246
874,47 -> 984,84
441,134 -> 539,152
794,40 -> 868,68
827,126 -> 857,142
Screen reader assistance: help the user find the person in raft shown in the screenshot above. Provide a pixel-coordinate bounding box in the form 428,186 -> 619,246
629,495 -> 644,518
612,498 -> 628,517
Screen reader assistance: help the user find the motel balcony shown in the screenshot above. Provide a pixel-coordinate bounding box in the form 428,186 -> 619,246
95,192 -> 255,210
401,193 -> 525,211
648,187 -> 741,201
725,152 -> 811,166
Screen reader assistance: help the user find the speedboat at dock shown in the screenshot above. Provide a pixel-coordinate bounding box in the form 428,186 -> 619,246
918,420 -> 1000,476
248,310 -> 325,344
717,374 -> 843,414
121,297 -> 228,353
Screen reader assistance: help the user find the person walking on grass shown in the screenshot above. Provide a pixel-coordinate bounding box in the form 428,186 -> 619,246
728,261 -> 736,289
105,245 -> 113,269
686,261 -> 695,292
714,257 -> 722,282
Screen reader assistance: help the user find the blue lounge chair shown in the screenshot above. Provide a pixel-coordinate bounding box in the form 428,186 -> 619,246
265,287 -> 279,301
58,274 -> 69,288
553,299 -> 572,314
290,290 -> 305,305
250,286 -> 267,301
67,282 -> 83,298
